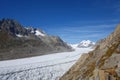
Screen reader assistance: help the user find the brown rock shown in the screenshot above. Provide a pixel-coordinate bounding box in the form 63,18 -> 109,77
60,24 -> 120,80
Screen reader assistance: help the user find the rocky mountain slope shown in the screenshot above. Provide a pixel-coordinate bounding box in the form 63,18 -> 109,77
0,19 -> 72,60
60,24 -> 120,80
77,40 -> 95,48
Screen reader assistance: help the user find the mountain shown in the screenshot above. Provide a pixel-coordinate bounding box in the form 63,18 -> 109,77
69,40 -> 95,49
0,19 -> 72,60
60,24 -> 120,80
77,40 -> 95,48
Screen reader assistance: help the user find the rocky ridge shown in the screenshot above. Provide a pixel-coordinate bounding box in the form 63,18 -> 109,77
60,24 -> 120,80
0,19 -> 72,60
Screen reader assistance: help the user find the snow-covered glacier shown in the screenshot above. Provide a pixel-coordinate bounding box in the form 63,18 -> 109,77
0,47 -> 93,80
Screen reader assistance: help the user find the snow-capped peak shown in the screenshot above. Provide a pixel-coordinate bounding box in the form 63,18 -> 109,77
77,40 -> 95,48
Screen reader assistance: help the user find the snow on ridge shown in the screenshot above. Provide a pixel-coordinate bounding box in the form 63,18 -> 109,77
16,34 -> 23,37
25,27 -> 46,37
35,30 -> 45,36
16,34 -> 28,38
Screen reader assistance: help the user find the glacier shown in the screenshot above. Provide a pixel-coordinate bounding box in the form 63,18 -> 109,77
0,46 -> 93,80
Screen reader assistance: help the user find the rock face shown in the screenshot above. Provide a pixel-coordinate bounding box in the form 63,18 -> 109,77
60,24 -> 120,80
0,19 -> 72,60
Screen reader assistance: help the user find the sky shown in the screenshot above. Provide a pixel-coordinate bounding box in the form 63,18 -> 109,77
0,0 -> 120,43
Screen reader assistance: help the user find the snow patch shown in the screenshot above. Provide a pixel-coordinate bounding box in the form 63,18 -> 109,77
16,34 -> 28,38
35,30 -> 45,36
25,27 -> 46,37
16,34 -> 23,37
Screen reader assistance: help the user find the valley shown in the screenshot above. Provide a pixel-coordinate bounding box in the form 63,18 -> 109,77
0,47 -> 93,80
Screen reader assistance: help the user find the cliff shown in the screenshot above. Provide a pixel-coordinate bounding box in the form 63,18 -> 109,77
60,24 -> 120,80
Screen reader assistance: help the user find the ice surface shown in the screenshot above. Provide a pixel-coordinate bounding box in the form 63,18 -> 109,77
0,47 -> 93,80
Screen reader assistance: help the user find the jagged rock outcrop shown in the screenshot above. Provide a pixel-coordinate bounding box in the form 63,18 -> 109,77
0,19 -> 72,60
60,24 -> 120,80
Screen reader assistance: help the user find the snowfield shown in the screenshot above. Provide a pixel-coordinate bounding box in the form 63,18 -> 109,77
0,46 -> 93,80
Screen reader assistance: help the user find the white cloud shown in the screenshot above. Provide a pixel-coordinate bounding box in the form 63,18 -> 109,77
60,24 -> 116,33
47,23 -> 117,43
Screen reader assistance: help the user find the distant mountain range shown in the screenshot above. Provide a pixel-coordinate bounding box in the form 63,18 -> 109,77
0,19 -> 72,60
77,40 -> 95,48
70,40 -> 95,48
